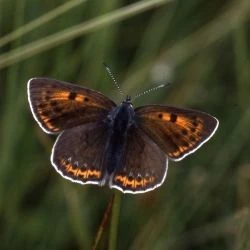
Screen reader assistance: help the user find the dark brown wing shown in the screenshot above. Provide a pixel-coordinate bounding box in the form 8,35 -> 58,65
109,126 -> 167,194
51,122 -> 110,185
27,78 -> 116,133
135,105 -> 219,161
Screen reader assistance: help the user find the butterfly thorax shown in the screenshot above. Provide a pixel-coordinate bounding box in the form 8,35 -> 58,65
105,100 -> 135,174
112,101 -> 134,132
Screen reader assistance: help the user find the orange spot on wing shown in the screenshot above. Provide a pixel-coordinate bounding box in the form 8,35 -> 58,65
52,92 -> 69,100
160,113 -> 171,121
176,117 -> 204,132
36,111 -> 60,131
75,95 -> 84,102
60,159 -> 101,180
76,168 -> 101,179
114,175 -> 156,189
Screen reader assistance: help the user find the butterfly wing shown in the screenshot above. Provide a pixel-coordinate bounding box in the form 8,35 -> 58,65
135,105 -> 219,161
109,126 -> 167,194
51,122 -> 110,185
27,78 -> 116,134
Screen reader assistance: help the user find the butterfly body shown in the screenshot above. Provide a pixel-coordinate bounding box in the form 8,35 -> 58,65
28,78 -> 219,194
103,98 -> 135,174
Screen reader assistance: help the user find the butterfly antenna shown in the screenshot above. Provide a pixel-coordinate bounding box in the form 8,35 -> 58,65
133,82 -> 170,101
103,63 -> 124,97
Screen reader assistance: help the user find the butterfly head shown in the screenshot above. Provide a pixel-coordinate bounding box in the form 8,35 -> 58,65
106,95 -> 134,133
120,95 -> 134,115
123,95 -> 132,105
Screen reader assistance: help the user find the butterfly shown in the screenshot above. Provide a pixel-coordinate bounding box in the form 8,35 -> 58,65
27,76 -> 219,194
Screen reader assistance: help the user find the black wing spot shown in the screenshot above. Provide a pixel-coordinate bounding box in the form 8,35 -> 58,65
190,136 -> 196,142
54,107 -> 63,113
68,92 -> 77,100
38,103 -> 47,109
181,129 -> 188,135
50,100 -> 58,107
192,120 -> 199,127
128,176 -> 133,182
137,176 -> 142,182
182,141 -> 189,147
45,95 -> 50,101
158,113 -> 163,119
170,113 -> 177,123
42,110 -> 51,116
191,127 -> 196,133
173,132 -> 181,139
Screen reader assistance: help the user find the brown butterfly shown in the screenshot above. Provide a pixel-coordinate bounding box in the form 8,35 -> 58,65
27,74 -> 218,194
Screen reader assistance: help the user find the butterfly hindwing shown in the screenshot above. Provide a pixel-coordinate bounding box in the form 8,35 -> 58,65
51,122 -> 110,185
28,78 -> 116,133
135,105 -> 219,161
110,126 -> 167,194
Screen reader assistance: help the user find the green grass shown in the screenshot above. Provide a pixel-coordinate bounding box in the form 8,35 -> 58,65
0,0 -> 250,249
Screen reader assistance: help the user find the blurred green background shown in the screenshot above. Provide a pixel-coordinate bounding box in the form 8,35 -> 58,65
0,0 -> 250,249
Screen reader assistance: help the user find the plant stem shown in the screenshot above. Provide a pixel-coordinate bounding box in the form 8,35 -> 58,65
109,191 -> 122,250
92,194 -> 114,250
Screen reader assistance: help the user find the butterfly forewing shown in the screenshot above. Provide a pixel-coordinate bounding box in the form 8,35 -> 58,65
135,105 -> 219,161
51,122 -> 110,185
110,126 -> 167,194
28,78 -> 116,133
